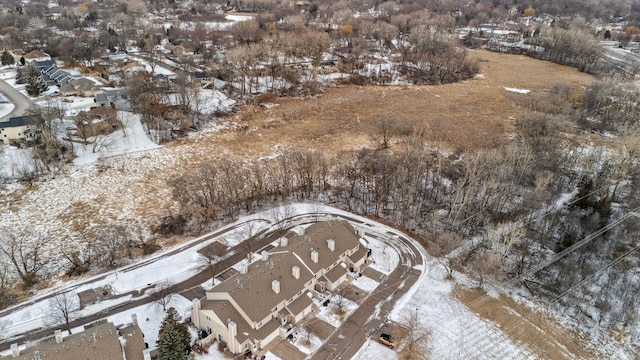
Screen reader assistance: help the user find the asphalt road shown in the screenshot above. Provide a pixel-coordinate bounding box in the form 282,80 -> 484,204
0,77 -> 33,122
310,223 -> 425,360
0,213 -> 426,358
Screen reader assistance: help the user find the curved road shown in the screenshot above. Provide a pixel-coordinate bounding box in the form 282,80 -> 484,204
0,76 -> 33,122
0,211 -> 426,357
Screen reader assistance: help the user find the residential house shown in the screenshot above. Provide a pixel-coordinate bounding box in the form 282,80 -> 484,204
59,78 -> 103,97
94,89 -> 132,111
122,60 -> 145,74
193,71 -> 213,87
308,60 -> 338,74
22,49 -> 51,64
0,115 -> 43,145
9,320 -> 146,360
192,220 -> 369,355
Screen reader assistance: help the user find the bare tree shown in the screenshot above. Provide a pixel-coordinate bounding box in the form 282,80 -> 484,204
238,221 -> 262,260
48,292 -> 79,334
375,115 -> 399,149
268,204 -> 295,234
296,323 -> 313,347
0,230 -> 48,288
331,286 -> 350,317
151,279 -> 174,311
197,241 -> 228,281
399,309 -> 431,360
468,249 -> 498,291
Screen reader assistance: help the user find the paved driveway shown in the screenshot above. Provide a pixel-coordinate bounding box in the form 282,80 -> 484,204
0,76 -> 33,121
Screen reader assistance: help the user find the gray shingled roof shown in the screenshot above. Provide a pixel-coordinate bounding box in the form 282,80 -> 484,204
14,322 -> 125,360
205,221 -> 361,325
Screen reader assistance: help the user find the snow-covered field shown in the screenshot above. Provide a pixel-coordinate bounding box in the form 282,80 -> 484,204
72,112 -> 160,166
0,145 -> 34,180
352,339 -> 398,360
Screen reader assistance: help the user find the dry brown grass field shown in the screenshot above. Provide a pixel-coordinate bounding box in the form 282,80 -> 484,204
1,50 -> 595,244
0,51 -> 598,357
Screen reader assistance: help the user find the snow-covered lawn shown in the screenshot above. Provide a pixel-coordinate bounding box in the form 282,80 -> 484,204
0,145 -> 34,180
292,333 -> 322,354
106,295 -> 192,346
367,236 -> 400,275
315,294 -> 358,328
352,339 -> 398,360
351,275 -> 380,292
387,262 -> 535,359
73,112 -> 160,166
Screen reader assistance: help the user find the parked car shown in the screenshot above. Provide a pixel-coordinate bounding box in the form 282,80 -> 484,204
378,333 -> 398,349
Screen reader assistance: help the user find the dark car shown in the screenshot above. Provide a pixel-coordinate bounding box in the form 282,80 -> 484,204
378,333 -> 398,349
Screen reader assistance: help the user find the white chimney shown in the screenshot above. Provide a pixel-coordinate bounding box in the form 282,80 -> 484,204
192,298 -> 201,328
295,226 -> 305,236
240,264 -> 248,274
327,239 -> 335,251
143,349 -> 151,360
55,329 -> 63,343
261,250 -> 269,261
131,313 -> 138,327
311,250 -> 319,263
357,228 -> 365,237
279,237 -> 288,247
10,344 -> 19,358
272,280 -> 280,294
292,266 -> 300,279
228,321 -> 237,336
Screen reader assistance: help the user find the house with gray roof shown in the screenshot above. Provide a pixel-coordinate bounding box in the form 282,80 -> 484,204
192,220 -> 369,355
0,115 -> 43,145
9,320 -> 146,360
59,78 -> 103,97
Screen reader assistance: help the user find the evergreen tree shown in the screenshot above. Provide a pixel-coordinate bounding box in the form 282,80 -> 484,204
158,307 -> 191,360
1,50 -> 14,66
26,66 -> 47,97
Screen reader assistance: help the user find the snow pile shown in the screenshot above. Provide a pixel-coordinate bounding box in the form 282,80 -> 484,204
504,87 -> 530,94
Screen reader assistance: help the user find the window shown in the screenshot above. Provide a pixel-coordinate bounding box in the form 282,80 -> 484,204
257,321 -> 262,328
272,306 -> 278,312
205,316 -> 211,321
242,343 -> 247,350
